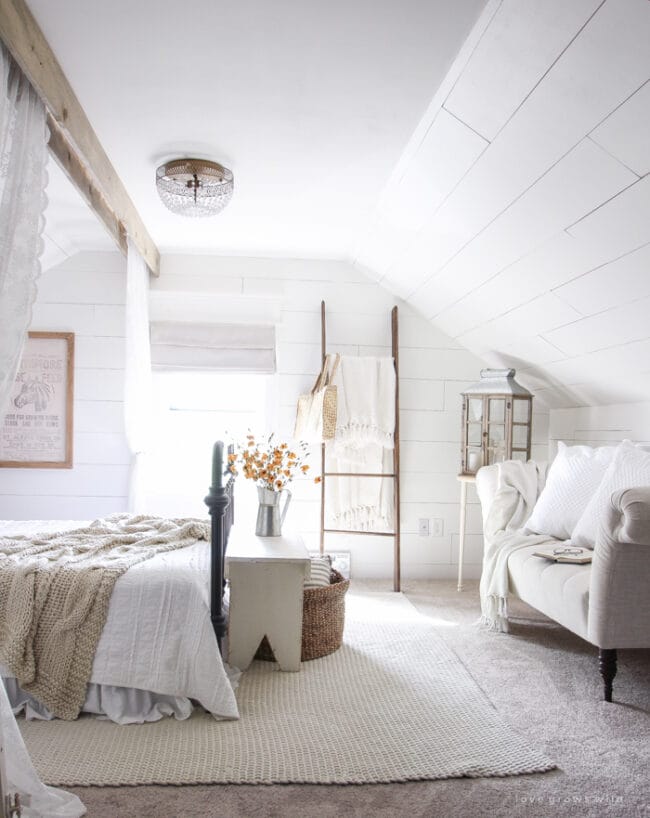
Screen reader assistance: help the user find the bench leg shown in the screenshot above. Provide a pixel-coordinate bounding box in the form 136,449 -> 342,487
227,561 -> 306,672
598,648 -> 617,703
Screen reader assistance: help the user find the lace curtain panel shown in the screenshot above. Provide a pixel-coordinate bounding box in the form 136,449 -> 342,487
1,682 -> 85,817
124,237 -> 153,512
0,42 -> 49,419
0,43 -> 86,818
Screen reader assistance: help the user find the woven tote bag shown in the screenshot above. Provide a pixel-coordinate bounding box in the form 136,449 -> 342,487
294,354 -> 340,442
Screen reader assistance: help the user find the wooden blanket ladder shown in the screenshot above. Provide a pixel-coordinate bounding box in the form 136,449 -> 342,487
318,300 -> 401,591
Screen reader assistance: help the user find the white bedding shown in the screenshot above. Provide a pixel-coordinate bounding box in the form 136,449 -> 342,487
0,519 -> 239,722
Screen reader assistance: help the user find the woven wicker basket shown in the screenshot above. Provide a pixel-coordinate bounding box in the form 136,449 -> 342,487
256,569 -> 349,662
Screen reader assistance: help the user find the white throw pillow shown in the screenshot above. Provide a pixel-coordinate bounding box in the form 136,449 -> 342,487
571,440 -> 650,548
524,442 -> 616,540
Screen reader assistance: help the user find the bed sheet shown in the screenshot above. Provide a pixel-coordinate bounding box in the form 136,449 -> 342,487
0,519 -> 239,721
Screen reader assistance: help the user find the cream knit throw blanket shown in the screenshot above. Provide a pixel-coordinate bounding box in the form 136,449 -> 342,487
479,461 -> 550,632
0,514 -> 209,720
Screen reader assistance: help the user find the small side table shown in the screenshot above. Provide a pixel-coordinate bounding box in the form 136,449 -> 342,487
226,528 -> 309,671
457,474 -> 476,592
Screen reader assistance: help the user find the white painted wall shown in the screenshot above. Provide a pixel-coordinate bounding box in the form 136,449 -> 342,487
153,254 -> 550,580
549,401 -> 650,454
0,252 -> 130,519
0,249 -> 550,579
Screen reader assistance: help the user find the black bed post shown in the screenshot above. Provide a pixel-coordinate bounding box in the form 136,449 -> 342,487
599,648 -> 617,703
204,441 -> 231,652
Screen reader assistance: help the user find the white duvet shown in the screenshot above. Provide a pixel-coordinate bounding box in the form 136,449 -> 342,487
0,519 -> 239,722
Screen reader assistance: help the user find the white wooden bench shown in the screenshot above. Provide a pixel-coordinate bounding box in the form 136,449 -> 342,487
225,528 -> 309,672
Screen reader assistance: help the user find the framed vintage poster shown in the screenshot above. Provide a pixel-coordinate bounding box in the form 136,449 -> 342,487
0,332 -> 74,468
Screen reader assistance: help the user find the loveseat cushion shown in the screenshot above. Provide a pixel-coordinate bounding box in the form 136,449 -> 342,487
525,442 -> 616,540
508,544 -> 590,641
572,441 -> 650,548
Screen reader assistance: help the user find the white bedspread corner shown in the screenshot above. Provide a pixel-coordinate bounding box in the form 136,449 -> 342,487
0,518 -> 238,722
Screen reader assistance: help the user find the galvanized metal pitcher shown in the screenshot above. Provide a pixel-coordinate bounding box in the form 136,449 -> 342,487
255,486 -> 292,536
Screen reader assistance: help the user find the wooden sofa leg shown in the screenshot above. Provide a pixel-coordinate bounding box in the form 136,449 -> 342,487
599,648 -> 617,702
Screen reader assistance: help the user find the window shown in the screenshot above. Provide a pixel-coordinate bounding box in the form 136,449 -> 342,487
144,370 -> 274,518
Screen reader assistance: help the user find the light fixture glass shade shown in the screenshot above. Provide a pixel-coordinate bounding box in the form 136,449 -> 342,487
156,158 -> 234,217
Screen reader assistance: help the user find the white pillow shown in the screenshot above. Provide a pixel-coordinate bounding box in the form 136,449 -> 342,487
571,440 -> 650,548
525,442 -> 616,540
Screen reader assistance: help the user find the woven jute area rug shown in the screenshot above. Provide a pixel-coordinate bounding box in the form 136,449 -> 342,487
19,591 -> 554,786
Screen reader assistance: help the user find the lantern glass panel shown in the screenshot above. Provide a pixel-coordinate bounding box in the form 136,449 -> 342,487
513,398 -> 529,423
489,398 -> 505,422
488,425 -> 504,446
469,398 -> 483,422
487,445 -> 506,465
467,423 -> 482,445
513,424 -> 528,448
467,447 -> 483,472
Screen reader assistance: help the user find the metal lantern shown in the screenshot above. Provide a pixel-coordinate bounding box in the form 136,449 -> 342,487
460,368 -> 533,476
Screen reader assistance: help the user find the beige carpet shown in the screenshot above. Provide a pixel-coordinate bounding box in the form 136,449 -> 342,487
19,591 -> 554,786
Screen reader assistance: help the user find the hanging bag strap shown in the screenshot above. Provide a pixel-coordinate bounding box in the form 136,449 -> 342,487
310,354 -> 331,395
324,353 -> 341,385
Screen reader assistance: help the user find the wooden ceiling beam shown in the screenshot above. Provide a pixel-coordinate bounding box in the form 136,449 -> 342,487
47,114 -> 127,257
0,0 -> 160,275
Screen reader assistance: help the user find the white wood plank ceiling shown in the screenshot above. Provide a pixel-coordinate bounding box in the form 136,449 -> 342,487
25,0 -> 650,410
355,0 -> 650,408
27,0 -> 487,260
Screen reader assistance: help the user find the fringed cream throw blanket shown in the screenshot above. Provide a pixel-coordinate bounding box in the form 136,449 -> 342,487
0,514 -> 209,720
328,355 -> 396,531
332,355 -> 396,465
479,461 -> 551,632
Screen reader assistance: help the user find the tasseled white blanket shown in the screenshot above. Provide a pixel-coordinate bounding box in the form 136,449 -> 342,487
479,460 -> 551,632
327,449 -> 394,532
332,356 -> 395,465
327,355 -> 396,531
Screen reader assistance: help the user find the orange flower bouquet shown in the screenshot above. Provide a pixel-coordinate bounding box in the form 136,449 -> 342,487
227,433 -> 316,491
228,433 -> 318,536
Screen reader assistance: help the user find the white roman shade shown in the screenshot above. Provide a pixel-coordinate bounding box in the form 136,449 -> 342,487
150,321 -> 276,373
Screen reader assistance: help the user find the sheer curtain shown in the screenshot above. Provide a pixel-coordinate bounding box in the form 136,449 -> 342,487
124,237 -> 153,512
0,39 -> 85,818
1,682 -> 85,817
0,42 -> 49,419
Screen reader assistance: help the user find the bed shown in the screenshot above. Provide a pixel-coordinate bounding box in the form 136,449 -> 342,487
0,442 -> 236,724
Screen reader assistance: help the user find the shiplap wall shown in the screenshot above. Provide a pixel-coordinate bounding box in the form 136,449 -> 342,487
356,0 -> 650,411
0,252 -> 130,518
154,254 -> 550,579
0,249 -> 550,578
549,401 -> 650,455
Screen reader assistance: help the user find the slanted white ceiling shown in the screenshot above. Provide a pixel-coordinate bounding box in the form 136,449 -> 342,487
356,0 -> 650,408
27,0 -> 486,258
27,0 -> 650,410
42,159 -> 115,271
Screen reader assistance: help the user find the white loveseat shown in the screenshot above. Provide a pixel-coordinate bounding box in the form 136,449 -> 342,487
475,440 -> 650,702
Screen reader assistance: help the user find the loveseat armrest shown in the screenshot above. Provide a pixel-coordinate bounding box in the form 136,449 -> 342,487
588,487 -> 650,649
475,465 -> 500,528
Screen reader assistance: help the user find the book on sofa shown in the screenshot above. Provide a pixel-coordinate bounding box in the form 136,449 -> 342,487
533,546 -> 592,564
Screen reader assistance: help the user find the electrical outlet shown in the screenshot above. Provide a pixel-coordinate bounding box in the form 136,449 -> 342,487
312,550 -> 351,579
431,518 -> 444,537
330,551 -> 351,579
418,518 -> 430,536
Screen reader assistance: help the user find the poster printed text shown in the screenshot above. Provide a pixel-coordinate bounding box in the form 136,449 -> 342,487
0,336 -> 69,463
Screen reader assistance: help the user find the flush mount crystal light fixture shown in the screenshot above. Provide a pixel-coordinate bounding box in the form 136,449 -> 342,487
155,158 -> 234,217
